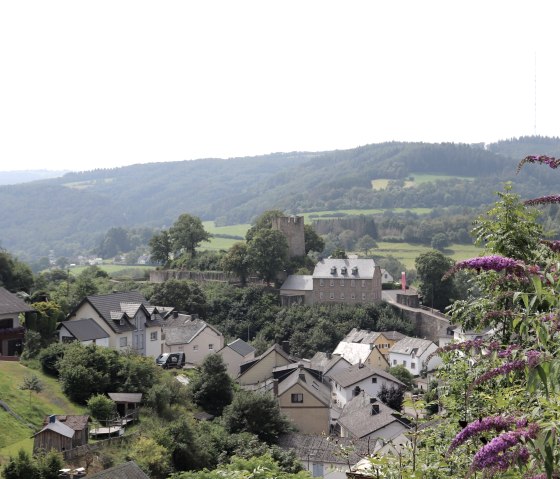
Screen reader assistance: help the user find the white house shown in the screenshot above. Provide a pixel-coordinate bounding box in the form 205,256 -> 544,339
388,337 -> 441,376
329,363 -> 405,410
217,338 -> 256,377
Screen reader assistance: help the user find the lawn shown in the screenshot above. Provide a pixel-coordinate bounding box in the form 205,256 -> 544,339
0,361 -> 86,458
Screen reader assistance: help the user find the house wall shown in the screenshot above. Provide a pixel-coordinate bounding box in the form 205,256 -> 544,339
313,267 -> 382,305
332,375 -> 401,408
238,351 -> 292,385
278,383 -> 330,435
145,325 -> 163,358
218,347 -> 255,378
33,430 -> 73,453
0,312 -> 24,356
164,327 -> 224,365
58,326 -> 110,347
365,348 -> 389,370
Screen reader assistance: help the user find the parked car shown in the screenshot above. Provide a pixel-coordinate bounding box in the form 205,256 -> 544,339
156,352 -> 185,369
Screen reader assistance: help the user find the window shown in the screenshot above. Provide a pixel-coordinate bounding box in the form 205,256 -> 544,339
350,280 -> 355,287
402,360 -> 407,367
119,337 -> 127,347
291,393 -> 303,403
340,292 -> 345,300
330,280 -> 334,287
371,377 -> 377,383
320,279 -> 324,286
411,362 -> 416,370
351,293 -> 356,300
0,318 -> 14,329
193,345 -> 199,351
150,331 -> 158,341
393,359 -> 397,365
329,292 -> 335,300
362,280 -> 366,288
319,292 -> 324,299
340,279 -> 344,286
208,344 -> 214,350
362,292 -> 366,300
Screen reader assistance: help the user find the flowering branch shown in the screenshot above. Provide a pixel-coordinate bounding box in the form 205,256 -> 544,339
517,155 -> 560,173
444,256 -> 525,279
524,195 -> 560,206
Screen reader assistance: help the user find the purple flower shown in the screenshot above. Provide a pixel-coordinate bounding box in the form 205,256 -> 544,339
448,416 -> 527,453
471,424 -> 538,471
525,195 -> 560,206
517,155 -> 560,173
444,256 -> 524,278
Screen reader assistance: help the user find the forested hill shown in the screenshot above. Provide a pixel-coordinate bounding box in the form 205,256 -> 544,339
2,137 -> 560,260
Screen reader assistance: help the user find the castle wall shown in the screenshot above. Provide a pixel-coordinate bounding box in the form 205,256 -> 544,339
271,216 -> 305,258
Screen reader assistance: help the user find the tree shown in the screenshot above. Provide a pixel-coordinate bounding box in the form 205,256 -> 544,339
35,450 -> 64,479
190,354 -> 233,416
0,249 -> 33,293
130,436 -> 172,479
149,230 -> 173,266
330,247 -> 348,259
2,449 -> 40,479
87,394 -> 117,422
96,227 -> 132,258
148,279 -> 207,316
415,250 -> 456,312
245,209 -> 286,242
247,229 -> 288,285
169,213 -> 211,259
388,365 -> 414,390
355,234 -> 377,256
377,383 -> 405,410
19,374 -> 43,405
303,224 -> 325,254
26,301 -> 65,347
222,390 -> 292,443
430,232 -> 449,251
221,242 -> 252,285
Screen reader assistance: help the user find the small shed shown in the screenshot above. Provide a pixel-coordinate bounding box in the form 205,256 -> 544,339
33,414 -> 89,453
84,461 -> 149,479
108,393 -> 142,422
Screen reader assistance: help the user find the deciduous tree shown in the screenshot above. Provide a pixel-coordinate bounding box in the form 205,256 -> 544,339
247,229 -> 288,286
415,250 -> 456,311
169,214 -> 211,259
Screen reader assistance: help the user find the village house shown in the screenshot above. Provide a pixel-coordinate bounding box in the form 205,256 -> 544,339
32,414 -> 89,453
388,337 -> 441,376
280,275 -> 314,307
332,340 -> 389,371
337,328 -> 406,361
65,291 -> 165,358
237,343 -> 294,386
329,363 -> 405,410
309,352 -> 352,382
0,287 -> 35,358
217,338 -> 256,377
276,366 -> 331,435
162,313 -> 224,366
335,392 -> 410,440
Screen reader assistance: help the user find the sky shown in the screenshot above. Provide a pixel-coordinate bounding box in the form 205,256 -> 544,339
1,1 -> 559,173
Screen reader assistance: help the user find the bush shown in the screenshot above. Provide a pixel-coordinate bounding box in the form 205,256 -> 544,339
87,394 -> 117,422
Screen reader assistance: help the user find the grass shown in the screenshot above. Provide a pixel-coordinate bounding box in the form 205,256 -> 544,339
372,242 -> 482,269
372,173 -> 474,191
0,361 -> 86,459
70,264 -> 155,279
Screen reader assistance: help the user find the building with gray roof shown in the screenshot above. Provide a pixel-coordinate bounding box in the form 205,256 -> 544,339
58,318 -> 110,346
0,287 -> 35,357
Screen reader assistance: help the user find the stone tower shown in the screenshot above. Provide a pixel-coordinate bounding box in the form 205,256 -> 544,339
271,215 -> 305,259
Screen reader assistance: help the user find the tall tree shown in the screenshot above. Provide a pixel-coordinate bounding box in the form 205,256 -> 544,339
169,214 -> 211,259
149,230 -> 173,266
19,375 -> 43,405
0,249 -> 33,293
303,224 -> 325,255
245,210 -> 286,242
148,279 -> 207,316
189,354 -> 233,416
355,234 -> 377,256
247,229 -> 288,286
221,242 -> 252,285
415,250 -> 456,312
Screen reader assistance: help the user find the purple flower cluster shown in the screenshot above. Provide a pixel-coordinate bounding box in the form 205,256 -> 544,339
517,155 -> 560,173
497,344 -> 521,358
448,416 -> 527,453
525,195 -> 560,206
471,424 -> 538,472
445,256 -> 523,278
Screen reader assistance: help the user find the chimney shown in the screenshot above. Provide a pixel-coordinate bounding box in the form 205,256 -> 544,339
326,352 -> 332,360
272,379 -> 279,397
281,341 -> 290,355
401,271 -> 406,291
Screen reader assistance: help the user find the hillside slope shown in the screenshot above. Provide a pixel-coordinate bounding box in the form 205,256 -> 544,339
2,138 -> 560,260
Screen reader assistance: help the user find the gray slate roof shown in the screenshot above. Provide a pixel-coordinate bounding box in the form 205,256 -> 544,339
278,433 -> 387,465
34,420 -> 75,438
42,415 -> 89,432
85,461 -> 149,479
309,352 -> 349,375
329,363 -> 404,388
342,328 -> 382,344
337,393 -> 408,439
277,368 -> 331,406
108,393 -> 142,403
280,275 -> 313,291
163,314 -> 222,346
58,318 -> 110,341
227,338 -> 255,357
313,259 -> 377,279
390,337 -> 435,357
0,287 -> 35,315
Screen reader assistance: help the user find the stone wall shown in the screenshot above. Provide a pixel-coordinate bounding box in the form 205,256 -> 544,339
271,216 -> 305,258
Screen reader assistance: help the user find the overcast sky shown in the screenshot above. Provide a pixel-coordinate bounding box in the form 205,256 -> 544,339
1,1 -> 558,172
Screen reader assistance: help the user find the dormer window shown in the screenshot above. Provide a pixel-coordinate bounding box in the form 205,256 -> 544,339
341,266 -> 347,275
120,318 -> 125,326
330,266 -> 337,275
352,266 -> 358,275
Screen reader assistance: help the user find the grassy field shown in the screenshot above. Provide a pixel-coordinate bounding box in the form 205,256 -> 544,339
302,208 -> 433,221
0,361 -> 86,460
70,264 -> 155,279
373,242 -> 482,269
372,174 -> 474,191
